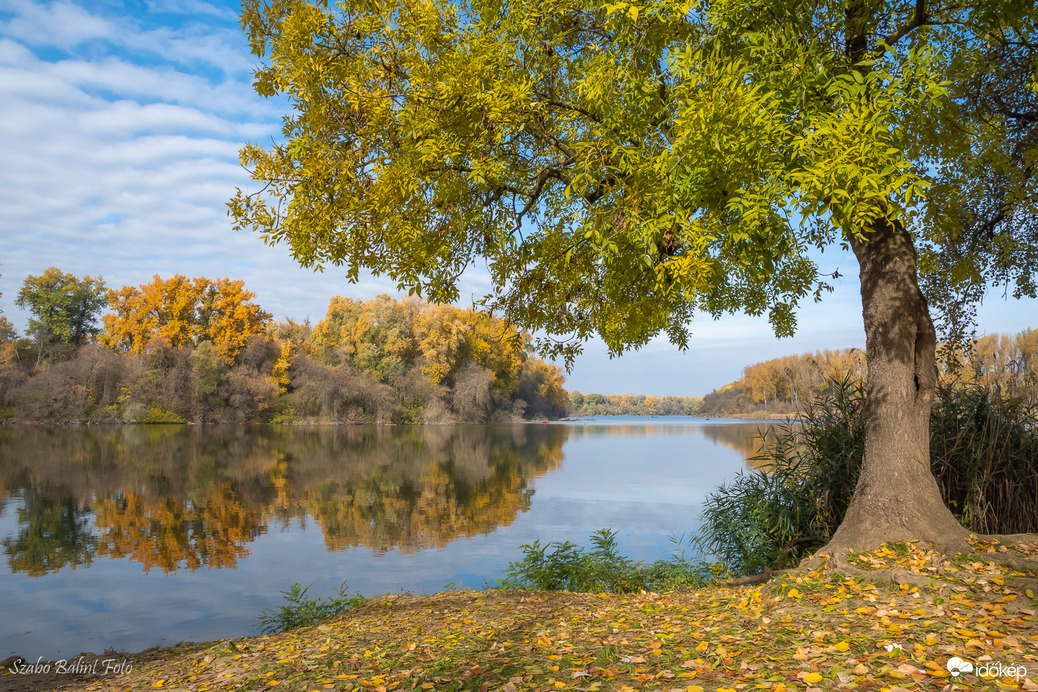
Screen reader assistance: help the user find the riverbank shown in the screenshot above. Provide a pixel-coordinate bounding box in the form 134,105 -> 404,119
3,537 -> 1036,692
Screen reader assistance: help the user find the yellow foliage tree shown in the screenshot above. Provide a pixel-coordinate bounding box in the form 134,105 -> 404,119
102,275 -> 271,364
308,295 -> 529,395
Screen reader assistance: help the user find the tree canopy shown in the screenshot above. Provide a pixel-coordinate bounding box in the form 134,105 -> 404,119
15,267 -> 107,348
102,275 -> 272,365
232,0 -> 1038,558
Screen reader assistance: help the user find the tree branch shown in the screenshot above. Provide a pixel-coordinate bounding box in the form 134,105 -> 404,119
884,0 -> 928,46
533,94 -> 604,124
516,159 -> 576,223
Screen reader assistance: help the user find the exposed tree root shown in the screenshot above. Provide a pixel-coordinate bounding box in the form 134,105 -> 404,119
718,533 -> 1038,590
967,533 -> 1038,590
800,550 -> 940,588
720,568 -> 778,586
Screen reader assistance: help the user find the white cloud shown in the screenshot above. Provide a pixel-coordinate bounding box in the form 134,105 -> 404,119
1,0 -> 114,49
144,0 -> 237,22
122,25 -> 254,74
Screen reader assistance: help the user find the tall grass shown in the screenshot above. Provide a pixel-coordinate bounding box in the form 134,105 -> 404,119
930,383 -> 1038,534
695,378 -> 1038,577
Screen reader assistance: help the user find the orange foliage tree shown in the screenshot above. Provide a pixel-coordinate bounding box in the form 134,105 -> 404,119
102,275 -> 271,364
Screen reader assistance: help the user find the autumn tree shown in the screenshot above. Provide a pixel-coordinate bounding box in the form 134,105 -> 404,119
102,275 -> 271,364
231,0 -> 1038,563
0,275 -> 20,408
731,348 -> 867,411
0,274 -> 16,344
961,329 -> 1038,403
518,358 -> 569,419
16,268 -> 107,363
308,295 -> 531,415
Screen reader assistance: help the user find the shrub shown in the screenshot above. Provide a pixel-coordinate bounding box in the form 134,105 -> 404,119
143,404 -> 186,424
930,383 -> 1038,534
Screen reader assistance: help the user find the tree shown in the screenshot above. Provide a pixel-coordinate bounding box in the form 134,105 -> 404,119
0,273 -> 17,344
15,267 -> 107,357
231,0 -> 1038,562
102,275 -> 272,364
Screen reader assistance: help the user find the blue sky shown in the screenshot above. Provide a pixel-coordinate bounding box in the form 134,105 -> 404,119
0,0 -> 1034,397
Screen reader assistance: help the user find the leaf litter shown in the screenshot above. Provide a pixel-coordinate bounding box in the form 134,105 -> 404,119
4,536 -> 1036,692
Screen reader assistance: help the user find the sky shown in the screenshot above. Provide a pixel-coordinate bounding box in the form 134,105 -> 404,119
0,0 -> 1034,397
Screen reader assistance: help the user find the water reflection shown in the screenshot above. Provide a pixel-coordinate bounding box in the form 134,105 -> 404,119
700,423 -> 774,468
0,425 -> 567,574
3,485 -> 96,576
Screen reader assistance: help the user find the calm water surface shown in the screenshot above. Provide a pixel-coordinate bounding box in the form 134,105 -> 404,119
0,417 -> 776,660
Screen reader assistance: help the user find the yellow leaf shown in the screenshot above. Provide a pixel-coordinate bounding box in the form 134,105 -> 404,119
152,681 -> 165,688
834,641 -> 850,652
788,588 -> 801,598
803,672 -> 823,683
1026,589 -> 1035,599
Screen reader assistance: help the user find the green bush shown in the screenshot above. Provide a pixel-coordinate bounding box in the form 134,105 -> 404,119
256,581 -> 366,634
499,529 -> 715,593
694,378 -> 1038,577
143,404 -> 186,424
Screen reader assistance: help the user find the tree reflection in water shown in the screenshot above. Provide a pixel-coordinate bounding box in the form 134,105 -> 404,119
0,425 -> 568,574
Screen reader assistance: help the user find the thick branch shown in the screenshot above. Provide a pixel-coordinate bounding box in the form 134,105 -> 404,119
533,94 -> 604,125
516,160 -> 575,222
883,0 -> 927,47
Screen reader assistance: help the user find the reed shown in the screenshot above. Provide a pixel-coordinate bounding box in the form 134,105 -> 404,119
696,378 -> 1038,577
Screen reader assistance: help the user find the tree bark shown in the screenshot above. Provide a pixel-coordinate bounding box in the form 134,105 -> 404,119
819,217 -> 969,557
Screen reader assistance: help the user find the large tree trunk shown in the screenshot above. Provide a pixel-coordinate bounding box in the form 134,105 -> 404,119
819,217 -> 969,557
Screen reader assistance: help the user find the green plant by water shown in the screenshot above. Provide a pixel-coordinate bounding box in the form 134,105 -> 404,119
256,581 -> 366,634
498,528 -> 718,593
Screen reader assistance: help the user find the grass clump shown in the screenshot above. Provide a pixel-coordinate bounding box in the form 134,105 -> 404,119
256,581 -> 366,634
499,528 -> 717,593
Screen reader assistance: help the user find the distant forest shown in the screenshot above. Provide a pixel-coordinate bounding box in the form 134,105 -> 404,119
566,392 -> 702,417
698,329 -> 1038,417
0,268 -> 568,424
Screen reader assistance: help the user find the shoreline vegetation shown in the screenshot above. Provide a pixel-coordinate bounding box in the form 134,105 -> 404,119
1,536 -> 1036,691
4,270 -> 1038,690
3,269 -> 1035,425
1,275 -> 570,426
